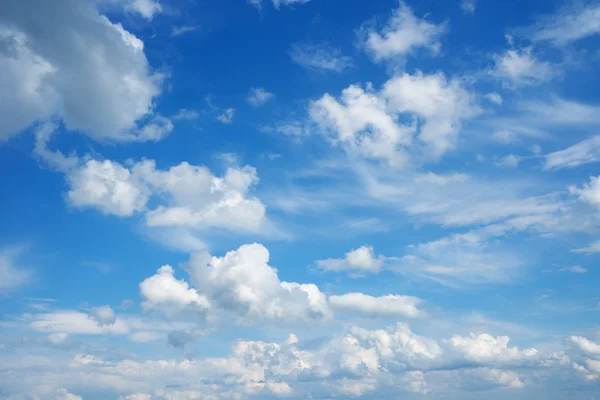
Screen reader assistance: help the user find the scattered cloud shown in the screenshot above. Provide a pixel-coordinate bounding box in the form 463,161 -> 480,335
491,47 -> 556,88
171,25 -> 198,37
559,265 -> 588,274
289,42 -> 352,72
530,3 -> 600,45
216,107 -> 235,124
0,246 -> 32,294
544,136 -> 600,170
316,245 -> 388,275
247,87 -> 275,107
362,1 -> 446,61
461,0 -> 476,14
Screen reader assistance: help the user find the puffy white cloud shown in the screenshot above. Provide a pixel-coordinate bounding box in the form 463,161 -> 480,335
571,336 -> 600,357
139,265 -> 210,315
138,161 -> 266,232
310,83 -> 412,167
569,176 -> 600,209
363,1 -> 446,61
0,246 -> 31,293
248,87 -> 274,107
329,293 -> 424,318
89,305 -> 117,326
530,3 -> 600,45
381,72 -> 480,156
491,47 -> 555,88
0,0 -> 164,142
183,243 -> 332,323
59,154 -> 268,233
55,388 -> 82,400
544,136 -> 600,170
67,159 -> 149,217
317,245 -> 387,274
310,71 -> 479,165
447,333 -> 539,366
289,42 -> 352,73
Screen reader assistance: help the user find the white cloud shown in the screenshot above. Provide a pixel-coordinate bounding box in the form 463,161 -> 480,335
461,0 -> 476,14
400,233 -> 524,286
0,246 -> 31,293
571,336 -> 600,357
382,72 -> 479,156
447,333 -> 539,366
559,265 -> 588,274
0,0 -> 164,142
171,25 -> 198,37
67,159 -> 150,217
317,245 -> 387,274
139,265 -> 211,315
544,136 -> 600,170
363,1 -> 446,61
139,161 -> 266,232
89,305 -> 117,326
182,243 -> 332,323
569,176 -> 600,209
484,92 -> 503,105
530,3 -> 600,45
329,293 -> 424,318
491,47 -> 555,88
27,311 -> 129,334
216,107 -> 235,124
61,155 -> 268,234
172,108 -> 200,121
572,240 -> 600,254
248,87 -> 274,107
55,388 -> 82,400
289,42 -> 352,72
495,154 -> 521,168
310,71 -> 479,165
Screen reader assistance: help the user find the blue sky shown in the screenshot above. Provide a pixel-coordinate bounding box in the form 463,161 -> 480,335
1,0 -> 600,398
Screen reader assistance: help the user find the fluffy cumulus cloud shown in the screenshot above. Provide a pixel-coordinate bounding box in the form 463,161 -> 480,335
140,265 -> 211,316
182,243 -> 332,323
1,320 -> 562,399
0,0 -> 164,142
310,70 -> 479,165
317,245 -> 387,274
56,152 -> 268,233
67,159 -> 150,217
363,1 -> 446,61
